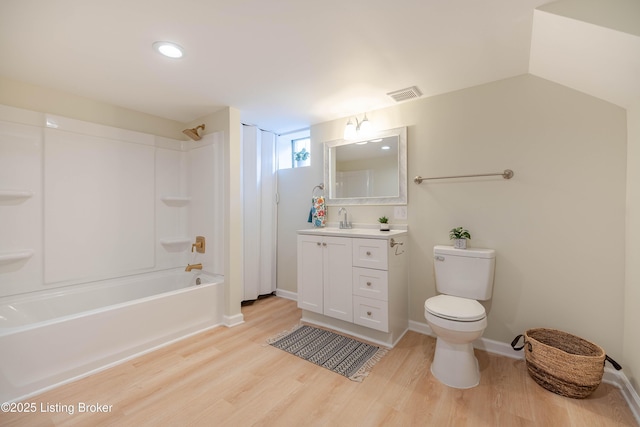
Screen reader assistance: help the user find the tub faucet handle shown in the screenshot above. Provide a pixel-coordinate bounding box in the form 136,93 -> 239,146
192,236 -> 206,253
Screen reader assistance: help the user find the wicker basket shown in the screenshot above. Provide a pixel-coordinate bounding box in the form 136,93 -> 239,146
511,328 -> 614,399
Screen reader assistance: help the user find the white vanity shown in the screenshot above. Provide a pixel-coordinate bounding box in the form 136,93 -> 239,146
297,228 -> 408,347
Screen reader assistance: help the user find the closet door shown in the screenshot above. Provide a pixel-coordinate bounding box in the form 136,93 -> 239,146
242,125 -> 277,301
258,130 -> 277,296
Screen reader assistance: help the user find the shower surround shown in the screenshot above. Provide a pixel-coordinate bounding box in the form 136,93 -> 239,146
0,104 -> 225,401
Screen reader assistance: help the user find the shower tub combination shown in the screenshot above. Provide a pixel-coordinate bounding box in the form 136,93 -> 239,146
0,269 -> 224,403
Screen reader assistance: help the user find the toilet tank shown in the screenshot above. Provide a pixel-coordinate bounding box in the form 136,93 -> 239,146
433,245 -> 496,300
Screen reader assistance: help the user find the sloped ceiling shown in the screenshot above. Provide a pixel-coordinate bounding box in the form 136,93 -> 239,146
0,0 -> 552,133
0,0 -> 637,134
529,0 -> 640,109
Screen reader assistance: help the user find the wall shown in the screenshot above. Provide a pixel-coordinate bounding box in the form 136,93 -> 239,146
625,102 -> 640,392
186,108 -> 244,323
0,76 -> 184,139
278,74 -> 628,362
276,144 -> 323,296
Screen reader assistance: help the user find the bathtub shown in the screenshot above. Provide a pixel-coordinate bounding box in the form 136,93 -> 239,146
0,268 -> 224,403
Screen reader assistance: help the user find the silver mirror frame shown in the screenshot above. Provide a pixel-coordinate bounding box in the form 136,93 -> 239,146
324,126 -> 407,206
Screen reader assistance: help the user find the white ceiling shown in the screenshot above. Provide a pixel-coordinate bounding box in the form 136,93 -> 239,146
1,0 -> 636,135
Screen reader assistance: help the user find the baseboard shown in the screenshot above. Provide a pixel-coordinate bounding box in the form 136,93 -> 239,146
275,288 -> 297,301
223,313 -> 244,327
409,320 -> 523,360
409,320 -> 640,424
408,320 -> 432,336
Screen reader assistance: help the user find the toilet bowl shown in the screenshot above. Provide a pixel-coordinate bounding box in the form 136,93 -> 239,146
425,294 -> 487,388
426,245 -> 495,389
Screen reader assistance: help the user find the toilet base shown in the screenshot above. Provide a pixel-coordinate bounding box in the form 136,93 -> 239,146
431,337 -> 480,389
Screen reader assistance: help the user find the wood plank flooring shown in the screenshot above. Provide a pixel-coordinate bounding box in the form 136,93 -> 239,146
1,296 -> 637,426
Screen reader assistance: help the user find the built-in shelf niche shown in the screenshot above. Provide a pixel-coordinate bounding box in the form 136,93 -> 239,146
0,190 -> 34,202
160,196 -> 191,207
0,250 -> 34,263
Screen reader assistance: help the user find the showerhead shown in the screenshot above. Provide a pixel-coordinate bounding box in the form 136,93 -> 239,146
182,124 -> 205,141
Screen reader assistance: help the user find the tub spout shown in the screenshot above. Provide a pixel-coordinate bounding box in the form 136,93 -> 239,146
185,263 -> 202,272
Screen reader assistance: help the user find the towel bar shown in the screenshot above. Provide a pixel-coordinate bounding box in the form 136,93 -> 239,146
414,169 -> 514,184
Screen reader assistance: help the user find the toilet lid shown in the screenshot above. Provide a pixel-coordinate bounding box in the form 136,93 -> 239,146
425,295 -> 486,321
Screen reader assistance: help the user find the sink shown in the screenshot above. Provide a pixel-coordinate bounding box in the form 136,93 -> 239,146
297,227 -> 407,239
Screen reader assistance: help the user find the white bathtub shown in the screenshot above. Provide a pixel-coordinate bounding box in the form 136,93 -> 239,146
0,269 -> 224,403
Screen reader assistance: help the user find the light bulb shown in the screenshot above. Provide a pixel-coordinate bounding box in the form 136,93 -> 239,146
344,118 -> 357,140
153,41 -> 184,59
359,114 -> 372,136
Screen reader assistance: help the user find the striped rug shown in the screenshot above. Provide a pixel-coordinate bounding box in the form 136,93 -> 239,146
267,324 -> 387,382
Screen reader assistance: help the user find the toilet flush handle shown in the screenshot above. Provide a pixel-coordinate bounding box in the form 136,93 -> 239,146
434,256 -> 445,261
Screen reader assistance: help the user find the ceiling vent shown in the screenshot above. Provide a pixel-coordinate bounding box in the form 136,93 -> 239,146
387,86 -> 423,102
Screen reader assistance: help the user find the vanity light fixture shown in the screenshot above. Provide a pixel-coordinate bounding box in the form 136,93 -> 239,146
344,113 -> 372,140
153,41 -> 184,59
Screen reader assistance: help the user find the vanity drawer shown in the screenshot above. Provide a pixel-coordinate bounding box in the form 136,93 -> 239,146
352,238 -> 388,270
353,296 -> 389,332
352,267 -> 388,301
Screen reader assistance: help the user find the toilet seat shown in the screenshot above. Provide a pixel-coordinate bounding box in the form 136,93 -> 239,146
425,295 -> 486,322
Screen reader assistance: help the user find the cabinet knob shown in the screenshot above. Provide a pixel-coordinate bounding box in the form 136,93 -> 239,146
322,242 -> 327,246
316,242 -> 321,246
366,281 -> 372,286
367,311 -> 372,316
366,251 -> 371,256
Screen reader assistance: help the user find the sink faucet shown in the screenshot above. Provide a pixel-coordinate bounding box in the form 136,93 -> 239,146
338,207 -> 352,229
185,263 -> 202,272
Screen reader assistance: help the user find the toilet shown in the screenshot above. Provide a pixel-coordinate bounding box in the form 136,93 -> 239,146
424,245 -> 496,389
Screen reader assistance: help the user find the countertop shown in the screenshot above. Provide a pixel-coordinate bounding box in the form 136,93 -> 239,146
297,227 -> 407,239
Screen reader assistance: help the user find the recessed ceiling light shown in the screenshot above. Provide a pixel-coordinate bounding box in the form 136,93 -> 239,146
153,41 -> 184,59
381,145 -> 391,150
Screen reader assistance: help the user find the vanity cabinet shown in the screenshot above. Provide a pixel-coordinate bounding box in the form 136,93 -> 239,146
297,235 -> 353,322
351,237 -> 391,332
297,229 -> 408,347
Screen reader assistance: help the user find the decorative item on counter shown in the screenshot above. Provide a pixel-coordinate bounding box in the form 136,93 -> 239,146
378,216 -> 390,231
449,226 -> 471,249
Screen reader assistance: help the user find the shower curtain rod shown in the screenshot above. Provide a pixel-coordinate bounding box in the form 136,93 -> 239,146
413,169 -> 514,184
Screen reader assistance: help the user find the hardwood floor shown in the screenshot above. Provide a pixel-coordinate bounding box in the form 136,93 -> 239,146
1,296 -> 637,426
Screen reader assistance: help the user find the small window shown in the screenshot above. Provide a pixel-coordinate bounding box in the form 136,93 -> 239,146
277,129 -> 310,170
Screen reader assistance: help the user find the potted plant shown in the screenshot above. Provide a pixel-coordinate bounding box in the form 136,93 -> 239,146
449,226 -> 471,249
378,216 -> 390,231
294,148 -> 310,166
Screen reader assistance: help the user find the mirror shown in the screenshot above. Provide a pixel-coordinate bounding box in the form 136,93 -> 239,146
324,126 -> 407,205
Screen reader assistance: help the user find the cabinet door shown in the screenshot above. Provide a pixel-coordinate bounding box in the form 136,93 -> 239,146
323,236 -> 353,322
297,235 -> 324,313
